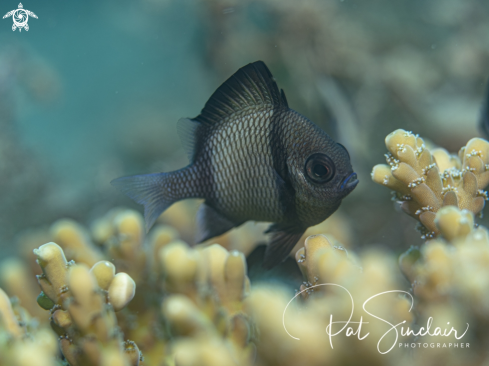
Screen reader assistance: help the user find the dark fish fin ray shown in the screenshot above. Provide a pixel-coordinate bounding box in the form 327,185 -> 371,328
280,89 -> 289,107
195,203 -> 244,243
177,118 -> 202,163
479,78 -> 489,139
236,78 -> 258,105
263,225 -> 305,269
243,69 -> 266,103
227,82 -> 252,106
111,172 -> 176,232
246,244 -> 303,287
194,61 -> 287,126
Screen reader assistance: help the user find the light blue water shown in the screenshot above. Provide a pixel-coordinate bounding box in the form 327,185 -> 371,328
3,0 -> 209,185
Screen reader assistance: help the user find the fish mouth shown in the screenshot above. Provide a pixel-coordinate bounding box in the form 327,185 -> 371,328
339,172 -> 359,191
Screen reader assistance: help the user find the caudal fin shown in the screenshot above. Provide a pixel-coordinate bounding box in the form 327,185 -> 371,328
111,172 -> 175,231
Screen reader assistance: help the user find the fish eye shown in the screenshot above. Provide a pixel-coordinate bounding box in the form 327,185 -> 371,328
305,153 -> 335,184
337,143 -> 350,160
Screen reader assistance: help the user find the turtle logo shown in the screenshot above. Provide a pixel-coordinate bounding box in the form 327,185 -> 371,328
3,3 -> 37,32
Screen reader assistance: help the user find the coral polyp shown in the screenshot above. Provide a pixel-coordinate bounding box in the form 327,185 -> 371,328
372,129 -> 489,237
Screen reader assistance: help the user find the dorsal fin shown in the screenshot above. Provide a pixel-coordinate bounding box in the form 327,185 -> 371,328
280,89 -> 288,106
194,61 -> 288,125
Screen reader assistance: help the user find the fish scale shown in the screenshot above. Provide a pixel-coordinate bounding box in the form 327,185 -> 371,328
112,61 -> 358,268
204,109 -> 282,222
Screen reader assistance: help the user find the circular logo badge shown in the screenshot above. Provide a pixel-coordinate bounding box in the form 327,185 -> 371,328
12,9 -> 28,28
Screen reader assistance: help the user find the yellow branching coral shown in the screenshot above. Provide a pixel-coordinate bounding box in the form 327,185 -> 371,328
295,234 -> 360,298
159,240 -> 199,300
158,241 -> 250,313
34,242 -> 71,307
51,219 -> 104,267
90,208 -> 126,245
171,336 -> 245,366
149,225 -> 180,275
433,206 -> 474,242
108,273 -> 136,312
24,212 -> 255,366
163,293 -> 253,366
403,207 -> 489,305
372,129 -> 489,237
107,210 -> 146,284
245,234 -> 412,366
198,244 -> 249,314
396,206 -> 489,365
295,234 -> 411,322
33,242 -> 139,366
162,295 -> 216,338
0,288 -> 58,366
0,259 -> 45,320
158,241 -> 253,365
57,263 -> 137,366
90,260 -> 116,290
0,287 -> 23,338
11,197 -> 489,366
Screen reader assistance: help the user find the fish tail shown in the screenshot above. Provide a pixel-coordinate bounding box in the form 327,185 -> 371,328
111,172 -> 177,231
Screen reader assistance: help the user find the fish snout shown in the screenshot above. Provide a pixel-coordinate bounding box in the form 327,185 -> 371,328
339,172 -> 359,192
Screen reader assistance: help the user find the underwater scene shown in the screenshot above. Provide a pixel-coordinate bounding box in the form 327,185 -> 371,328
1,0 -> 489,365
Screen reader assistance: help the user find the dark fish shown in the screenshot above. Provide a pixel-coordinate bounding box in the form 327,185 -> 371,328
480,79 -> 489,139
112,61 -> 358,268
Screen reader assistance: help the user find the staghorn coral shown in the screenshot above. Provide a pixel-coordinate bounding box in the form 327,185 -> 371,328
0,288 -> 23,339
4,192 -> 489,365
294,234 -> 361,297
0,288 -> 59,366
245,221 -> 489,366
0,258 -> 45,320
50,219 -> 104,268
33,242 -> 140,366
1,208 -> 256,366
243,234 -> 413,366
114,214 -> 254,365
372,129 -> 489,238
397,206 -> 489,365
159,242 -> 254,366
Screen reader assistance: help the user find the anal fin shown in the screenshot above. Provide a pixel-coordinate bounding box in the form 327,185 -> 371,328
196,203 -> 243,243
263,224 -> 305,269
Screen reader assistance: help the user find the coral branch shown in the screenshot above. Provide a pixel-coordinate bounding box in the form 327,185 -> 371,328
372,129 -> 489,237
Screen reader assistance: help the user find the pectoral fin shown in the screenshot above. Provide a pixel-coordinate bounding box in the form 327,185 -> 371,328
196,203 -> 243,243
263,224 -> 305,269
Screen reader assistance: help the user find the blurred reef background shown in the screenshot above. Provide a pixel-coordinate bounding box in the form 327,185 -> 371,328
2,0 -> 489,365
